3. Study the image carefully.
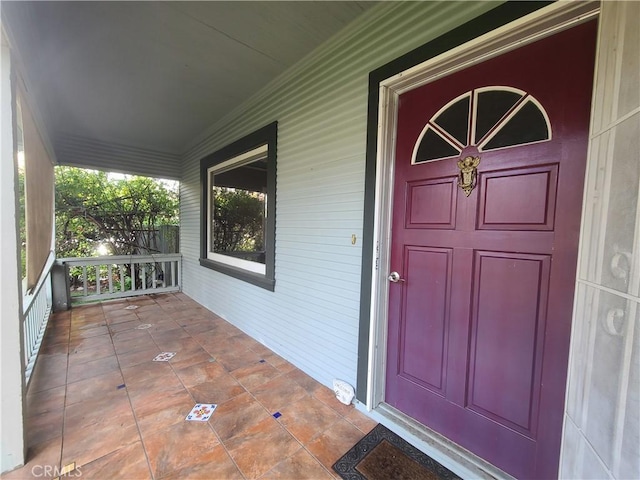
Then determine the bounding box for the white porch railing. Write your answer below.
[23,252,55,385]
[58,254,182,304]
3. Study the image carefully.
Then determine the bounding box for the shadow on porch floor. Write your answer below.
[3,293,376,479]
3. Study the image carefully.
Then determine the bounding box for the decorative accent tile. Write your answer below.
[136,324,153,330]
[153,352,177,362]
[124,305,139,310]
[185,403,217,422]
[52,461,78,480]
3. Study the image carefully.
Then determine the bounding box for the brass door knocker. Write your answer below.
[457,156,480,196]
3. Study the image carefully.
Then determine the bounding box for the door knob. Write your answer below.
[388,271,405,283]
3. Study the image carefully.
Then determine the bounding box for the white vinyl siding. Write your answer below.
[179,1,501,389]
[56,134,181,180]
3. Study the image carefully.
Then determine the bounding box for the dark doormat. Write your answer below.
[332,424,461,480]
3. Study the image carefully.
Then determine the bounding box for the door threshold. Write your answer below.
[357,402,515,480]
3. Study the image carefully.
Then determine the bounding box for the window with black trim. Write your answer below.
[200,122,277,290]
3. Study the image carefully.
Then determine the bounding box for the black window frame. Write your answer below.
[200,122,277,291]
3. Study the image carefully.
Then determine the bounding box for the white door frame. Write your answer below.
[365,0,599,418]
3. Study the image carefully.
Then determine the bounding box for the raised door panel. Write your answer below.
[467,251,550,436]
[478,164,558,230]
[406,178,458,229]
[398,246,453,394]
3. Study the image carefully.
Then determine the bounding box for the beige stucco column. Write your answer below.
[561,1,640,478]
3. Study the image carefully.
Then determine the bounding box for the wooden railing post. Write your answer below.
[51,262,70,312]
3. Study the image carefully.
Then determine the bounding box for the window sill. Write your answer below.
[199,258,275,291]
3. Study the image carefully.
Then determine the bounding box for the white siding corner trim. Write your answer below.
[0,35,27,474]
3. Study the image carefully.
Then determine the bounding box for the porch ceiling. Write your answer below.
[3,1,374,156]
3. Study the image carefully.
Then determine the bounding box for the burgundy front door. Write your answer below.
[385,22,597,479]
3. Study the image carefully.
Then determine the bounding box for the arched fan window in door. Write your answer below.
[412,87,551,164]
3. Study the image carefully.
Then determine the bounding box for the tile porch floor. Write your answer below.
[3,293,377,479]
